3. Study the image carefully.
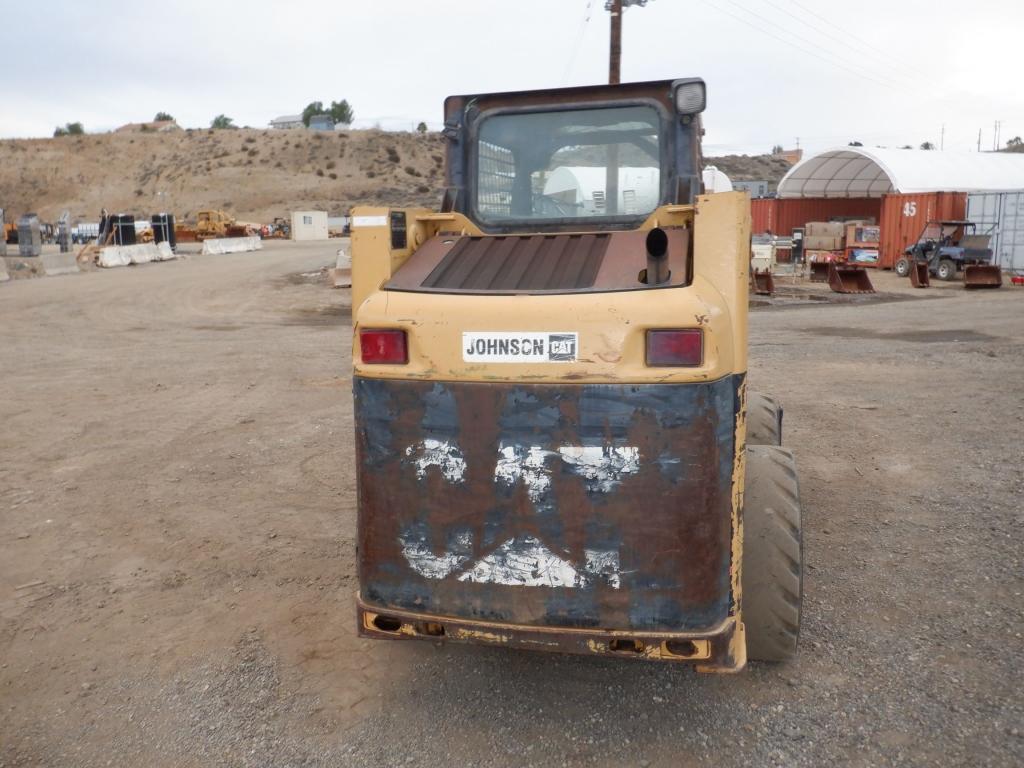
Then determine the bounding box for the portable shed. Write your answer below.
[291,210,329,241]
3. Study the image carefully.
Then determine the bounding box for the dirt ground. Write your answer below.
[1,243,1022,767]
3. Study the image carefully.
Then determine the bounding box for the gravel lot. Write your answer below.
[1,242,1021,767]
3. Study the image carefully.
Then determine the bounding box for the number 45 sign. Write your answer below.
[902,201,918,217]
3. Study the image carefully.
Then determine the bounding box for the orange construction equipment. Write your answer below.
[828,263,875,294]
[751,268,775,296]
[963,264,1002,289]
[174,225,198,243]
[910,261,931,288]
[809,261,830,282]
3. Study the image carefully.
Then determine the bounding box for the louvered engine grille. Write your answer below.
[420,233,610,292]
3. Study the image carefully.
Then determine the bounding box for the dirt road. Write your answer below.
[2,245,1022,766]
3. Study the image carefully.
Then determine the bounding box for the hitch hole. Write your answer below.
[664,640,698,658]
[609,638,645,654]
[372,615,403,633]
[417,622,445,637]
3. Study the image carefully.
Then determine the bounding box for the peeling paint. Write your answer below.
[584,548,623,588]
[449,535,623,589]
[559,446,640,492]
[452,629,510,644]
[399,528,473,579]
[494,445,555,502]
[458,535,582,587]
[404,438,467,483]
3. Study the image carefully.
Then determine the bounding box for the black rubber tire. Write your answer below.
[938,258,957,281]
[894,257,911,277]
[743,445,803,662]
[746,392,783,446]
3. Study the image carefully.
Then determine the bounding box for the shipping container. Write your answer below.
[751,198,881,236]
[877,192,966,269]
[967,190,1024,274]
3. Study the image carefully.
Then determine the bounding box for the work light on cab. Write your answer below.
[646,329,702,366]
[359,329,408,364]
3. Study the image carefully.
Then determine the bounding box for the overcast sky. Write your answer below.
[2,0,1021,155]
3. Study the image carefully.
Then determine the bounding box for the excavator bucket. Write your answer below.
[910,261,930,288]
[963,264,1002,289]
[809,261,830,282]
[828,263,875,294]
[751,268,775,296]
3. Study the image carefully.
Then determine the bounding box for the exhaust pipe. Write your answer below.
[645,227,670,285]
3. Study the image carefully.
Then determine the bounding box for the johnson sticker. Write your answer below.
[462,332,578,363]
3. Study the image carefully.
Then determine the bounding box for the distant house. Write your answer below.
[308,114,335,132]
[115,120,180,134]
[775,148,804,166]
[269,114,303,130]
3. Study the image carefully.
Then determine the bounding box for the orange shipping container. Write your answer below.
[878,192,967,269]
[751,198,881,236]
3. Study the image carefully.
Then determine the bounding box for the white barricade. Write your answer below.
[201,236,262,255]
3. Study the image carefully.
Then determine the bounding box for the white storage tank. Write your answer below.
[702,165,733,194]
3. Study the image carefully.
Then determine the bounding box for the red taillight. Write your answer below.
[646,329,702,367]
[359,329,408,364]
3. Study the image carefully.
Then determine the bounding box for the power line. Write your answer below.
[716,0,918,92]
[561,0,594,85]
[699,0,910,93]
[787,0,932,78]
[757,0,931,83]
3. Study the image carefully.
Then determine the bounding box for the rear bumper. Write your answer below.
[357,595,746,672]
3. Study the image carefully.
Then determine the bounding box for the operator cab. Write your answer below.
[441,79,706,232]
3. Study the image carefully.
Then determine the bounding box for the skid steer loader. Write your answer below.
[350,79,803,672]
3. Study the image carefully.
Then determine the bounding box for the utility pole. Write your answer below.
[608,0,622,85]
[940,123,945,151]
[977,128,982,152]
[604,0,649,214]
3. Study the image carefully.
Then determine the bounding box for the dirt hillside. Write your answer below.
[0,129,788,224]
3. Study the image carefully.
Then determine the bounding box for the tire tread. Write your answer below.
[743,445,803,662]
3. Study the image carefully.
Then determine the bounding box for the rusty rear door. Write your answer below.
[355,375,739,633]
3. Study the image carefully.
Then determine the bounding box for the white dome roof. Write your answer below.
[778,147,1024,198]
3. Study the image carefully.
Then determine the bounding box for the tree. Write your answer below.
[848,140,863,146]
[900,145,913,149]
[416,121,428,134]
[1007,136,1023,148]
[154,111,174,122]
[920,141,936,150]
[302,99,354,127]
[301,101,324,127]
[210,114,235,129]
[54,122,83,137]
[771,144,784,154]
[329,100,353,126]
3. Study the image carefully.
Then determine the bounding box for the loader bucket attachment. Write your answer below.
[751,268,775,296]
[910,261,931,288]
[963,264,1002,289]
[828,263,875,294]
[809,261,830,282]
